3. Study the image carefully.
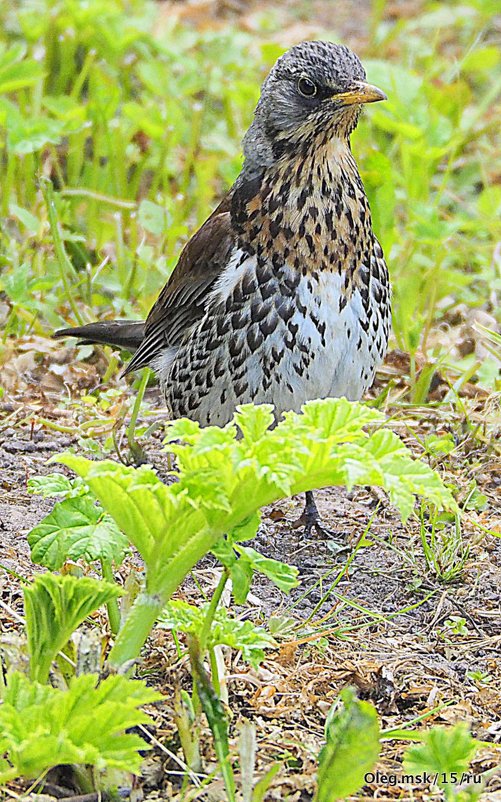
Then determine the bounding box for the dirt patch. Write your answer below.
[1,347,500,798]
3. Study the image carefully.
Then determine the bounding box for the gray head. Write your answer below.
[242,41,386,174]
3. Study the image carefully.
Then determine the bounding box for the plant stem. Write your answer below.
[209,647,221,698]
[41,177,85,326]
[60,187,137,208]
[107,592,163,669]
[127,368,149,453]
[198,568,228,655]
[191,569,229,718]
[100,558,121,635]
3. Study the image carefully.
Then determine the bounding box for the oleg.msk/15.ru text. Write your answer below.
[364,771,481,786]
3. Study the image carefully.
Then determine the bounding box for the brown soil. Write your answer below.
[1,337,500,800]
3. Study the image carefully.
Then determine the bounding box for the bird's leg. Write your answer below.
[293,490,332,537]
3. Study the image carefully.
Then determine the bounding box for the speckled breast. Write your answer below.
[165,244,390,427]
[165,137,391,426]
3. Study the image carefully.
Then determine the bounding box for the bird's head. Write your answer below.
[243,41,386,171]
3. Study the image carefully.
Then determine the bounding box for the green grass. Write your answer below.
[0,0,500,394]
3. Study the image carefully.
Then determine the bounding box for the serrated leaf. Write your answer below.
[27,473,84,499]
[57,399,457,669]
[403,723,478,783]
[27,496,129,570]
[56,455,173,563]
[158,600,275,668]
[234,403,275,443]
[0,671,161,783]
[315,687,380,801]
[24,574,122,682]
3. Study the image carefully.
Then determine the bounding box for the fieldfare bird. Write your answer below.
[55,41,391,535]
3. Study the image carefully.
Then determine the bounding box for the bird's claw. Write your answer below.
[292,491,334,538]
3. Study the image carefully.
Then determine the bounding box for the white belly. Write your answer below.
[163,256,388,425]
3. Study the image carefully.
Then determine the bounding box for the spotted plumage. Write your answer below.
[55,41,391,529]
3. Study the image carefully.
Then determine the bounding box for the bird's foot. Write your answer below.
[292,491,333,538]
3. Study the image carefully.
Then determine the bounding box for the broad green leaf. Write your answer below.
[8,116,66,154]
[27,496,129,570]
[363,60,423,107]
[27,473,83,499]
[42,94,87,123]
[234,403,275,443]
[24,574,122,682]
[57,455,173,561]
[285,396,383,437]
[0,58,44,93]
[8,203,40,234]
[403,724,478,783]
[462,45,500,73]
[57,399,456,668]
[0,43,27,67]
[229,511,261,542]
[2,260,31,305]
[0,671,161,783]
[315,687,380,801]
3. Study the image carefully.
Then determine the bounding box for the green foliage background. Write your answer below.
[0,0,500,386]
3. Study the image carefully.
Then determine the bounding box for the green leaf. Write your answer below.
[236,546,298,593]
[56,456,175,563]
[0,56,44,93]
[2,260,31,305]
[462,45,500,73]
[27,496,129,570]
[363,60,423,107]
[234,403,275,443]
[138,199,171,236]
[211,538,254,604]
[158,600,275,668]
[8,202,41,234]
[229,511,261,542]
[403,723,478,785]
[57,399,456,669]
[315,687,380,801]
[24,574,122,682]
[0,671,161,783]
[27,473,84,499]
[8,115,66,154]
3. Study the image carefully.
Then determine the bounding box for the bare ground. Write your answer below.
[1,333,500,800]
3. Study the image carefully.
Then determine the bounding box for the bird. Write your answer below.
[54,40,391,536]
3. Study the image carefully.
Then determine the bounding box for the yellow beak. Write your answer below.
[334,82,387,106]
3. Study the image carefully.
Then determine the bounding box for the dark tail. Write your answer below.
[53,320,145,353]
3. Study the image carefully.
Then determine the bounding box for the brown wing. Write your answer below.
[125,193,235,374]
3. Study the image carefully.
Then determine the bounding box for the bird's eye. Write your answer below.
[297,76,317,97]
